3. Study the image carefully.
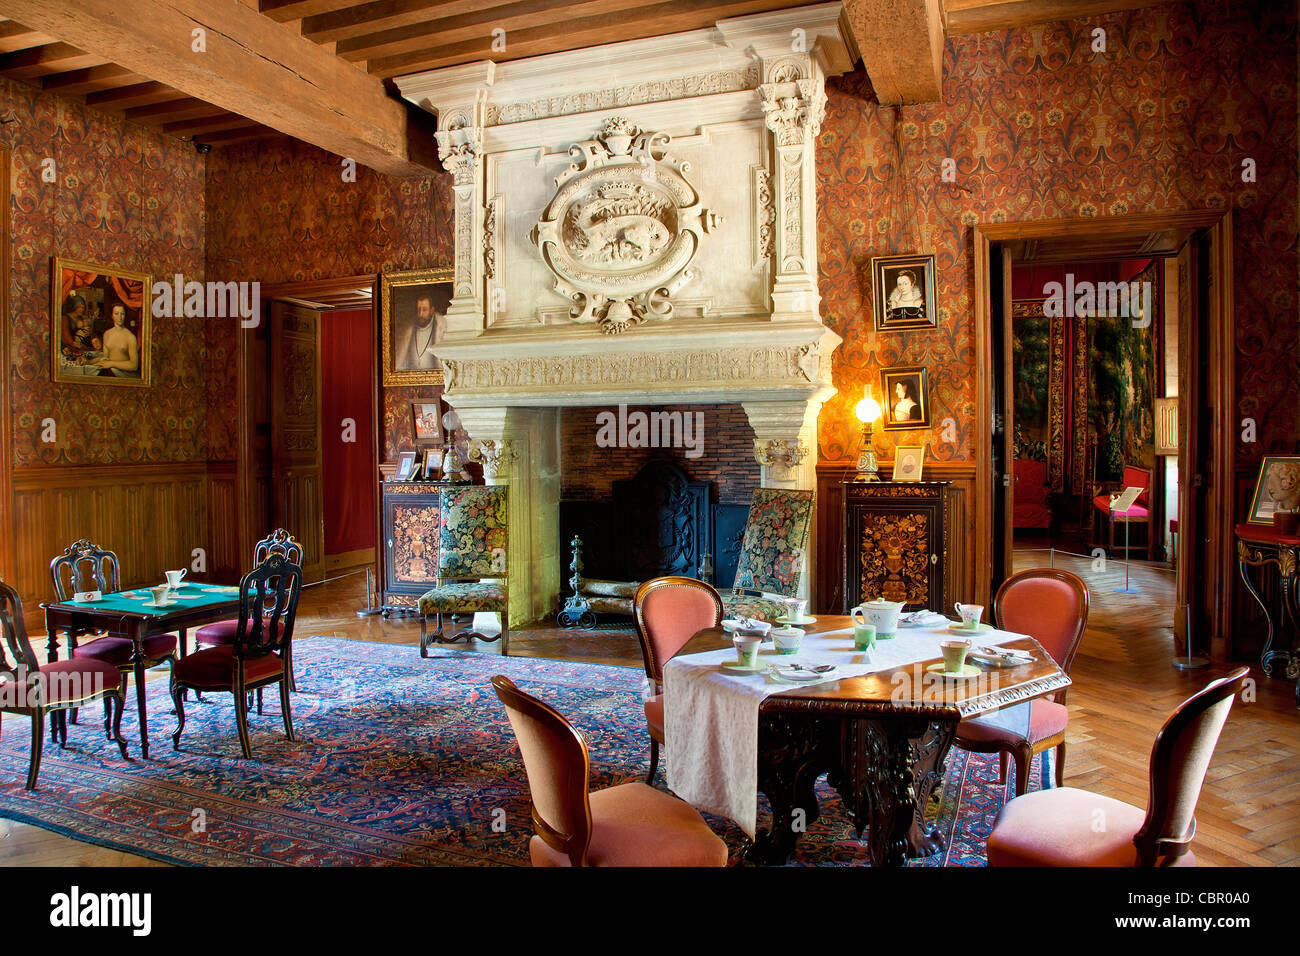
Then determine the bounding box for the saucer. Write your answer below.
[719,660,767,673]
[925,662,983,679]
[775,616,817,626]
[948,621,992,634]
[770,663,837,683]
[142,600,176,608]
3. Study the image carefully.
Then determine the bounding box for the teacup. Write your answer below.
[771,626,804,655]
[782,597,809,623]
[940,639,971,673]
[165,568,187,588]
[954,603,985,629]
[854,623,877,651]
[150,585,170,606]
[733,635,762,667]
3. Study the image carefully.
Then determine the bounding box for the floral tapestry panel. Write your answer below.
[438,486,509,579]
[733,488,814,596]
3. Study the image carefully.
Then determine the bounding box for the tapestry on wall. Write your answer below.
[1010,300,1069,493]
[1086,262,1159,484]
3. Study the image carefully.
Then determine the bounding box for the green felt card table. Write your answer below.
[42,585,242,759]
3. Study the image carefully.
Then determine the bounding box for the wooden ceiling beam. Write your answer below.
[0,0,432,176]
[842,0,943,104]
[364,0,827,76]
[163,113,262,136]
[258,0,363,22]
[42,62,142,94]
[305,0,518,46]
[941,0,1174,36]
[195,123,277,144]
[85,81,190,110]
[0,41,109,79]
[125,97,228,124]
[0,20,51,53]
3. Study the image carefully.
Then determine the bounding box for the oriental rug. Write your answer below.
[0,637,1049,866]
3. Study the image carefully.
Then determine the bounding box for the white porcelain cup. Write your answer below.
[954,603,985,629]
[783,597,809,623]
[150,585,170,606]
[165,569,187,588]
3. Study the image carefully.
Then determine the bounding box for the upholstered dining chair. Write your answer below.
[951,568,1089,795]
[0,580,128,789]
[491,675,728,867]
[987,667,1249,866]
[194,528,304,708]
[419,485,509,657]
[170,554,302,759]
[49,538,178,737]
[633,576,724,783]
[719,488,815,623]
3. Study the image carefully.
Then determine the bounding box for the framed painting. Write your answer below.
[51,258,152,387]
[892,445,925,481]
[423,447,441,480]
[880,364,930,431]
[412,399,444,447]
[871,253,936,332]
[381,268,452,386]
[1246,456,1300,524]
[394,451,417,482]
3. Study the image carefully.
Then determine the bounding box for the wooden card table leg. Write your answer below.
[904,720,957,857]
[130,620,150,759]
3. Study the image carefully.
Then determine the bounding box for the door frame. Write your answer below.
[974,210,1235,658]
[237,274,379,578]
[0,146,12,582]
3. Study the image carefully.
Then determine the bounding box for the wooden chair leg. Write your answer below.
[645,737,660,784]
[1055,739,1066,788]
[103,697,112,738]
[256,688,263,715]
[1012,743,1032,797]
[279,677,295,743]
[26,711,45,790]
[234,686,253,759]
[171,679,187,750]
[500,610,509,657]
[56,710,68,748]
[110,692,128,759]
[998,750,1009,785]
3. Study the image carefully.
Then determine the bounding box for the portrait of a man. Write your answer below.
[51,258,151,387]
[382,269,453,385]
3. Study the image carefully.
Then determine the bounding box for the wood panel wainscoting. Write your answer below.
[7,461,242,631]
[815,460,977,615]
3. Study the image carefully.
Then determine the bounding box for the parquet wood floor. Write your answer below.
[2,555,1296,867]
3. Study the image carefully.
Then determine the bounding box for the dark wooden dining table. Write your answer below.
[42,586,242,759]
[678,614,1071,867]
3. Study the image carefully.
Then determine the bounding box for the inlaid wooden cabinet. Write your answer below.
[842,481,965,614]
[379,481,441,614]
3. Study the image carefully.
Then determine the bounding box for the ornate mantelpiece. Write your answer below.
[394,4,854,623]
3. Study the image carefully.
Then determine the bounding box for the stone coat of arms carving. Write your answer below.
[530,116,719,334]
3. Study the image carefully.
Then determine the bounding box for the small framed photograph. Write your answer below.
[423,448,441,480]
[892,446,925,481]
[381,268,453,386]
[1246,456,1300,524]
[871,253,936,332]
[52,257,152,387]
[394,451,417,481]
[880,365,930,431]
[412,400,444,447]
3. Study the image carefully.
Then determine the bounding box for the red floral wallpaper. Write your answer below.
[816,1,1297,471]
[2,77,207,466]
[204,137,455,461]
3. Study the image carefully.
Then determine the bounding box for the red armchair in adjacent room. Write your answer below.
[1012,458,1052,532]
[1092,465,1154,559]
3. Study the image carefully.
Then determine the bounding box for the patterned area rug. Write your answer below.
[0,638,1049,866]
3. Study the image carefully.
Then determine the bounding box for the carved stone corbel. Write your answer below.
[753,438,809,483]
[469,438,519,481]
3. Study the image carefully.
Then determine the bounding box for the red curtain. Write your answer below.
[322,309,376,556]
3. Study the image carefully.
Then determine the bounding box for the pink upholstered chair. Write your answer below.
[952,568,1089,795]
[491,675,728,867]
[987,667,1248,866]
[633,576,724,784]
[1091,464,1154,559]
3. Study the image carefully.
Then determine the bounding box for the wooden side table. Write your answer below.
[1235,523,1300,703]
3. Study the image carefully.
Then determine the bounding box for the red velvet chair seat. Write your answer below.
[7,658,123,707]
[953,700,1067,747]
[644,695,664,740]
[528,782,728,867]
[987,787,1196,867]
[195,619,245,645]
[172,645,283,689]
[72,633,177,666]
[1092,495,1149,519]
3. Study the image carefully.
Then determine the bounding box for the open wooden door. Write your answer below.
[991,244,1016,594]
[269,301,325,583]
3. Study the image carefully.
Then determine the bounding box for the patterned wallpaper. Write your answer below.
[815,1,1298,469]
[2,76,207,466]
[204,137,455,462]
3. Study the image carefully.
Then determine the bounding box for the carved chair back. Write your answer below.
[0,580,39,681]
[50,539,121,601]
[233,554,302,660]
[254,528,304,567]
[491,675,593,867]
[1134,667,1248,866]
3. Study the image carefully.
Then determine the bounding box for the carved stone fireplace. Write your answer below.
[396,3,854,624]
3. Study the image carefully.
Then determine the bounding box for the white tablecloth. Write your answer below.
[663,622,1032,838]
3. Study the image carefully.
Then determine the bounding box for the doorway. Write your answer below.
[974,211,1235,662]
[237,276,379,585]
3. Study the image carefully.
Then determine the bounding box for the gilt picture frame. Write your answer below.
[51,257,152,387]
[1246,456,1300,525]
[381,268,453,386]
[892,445,925,482]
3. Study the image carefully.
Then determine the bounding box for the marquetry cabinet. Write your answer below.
[842,481,965,614]
[379,481,442,615]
